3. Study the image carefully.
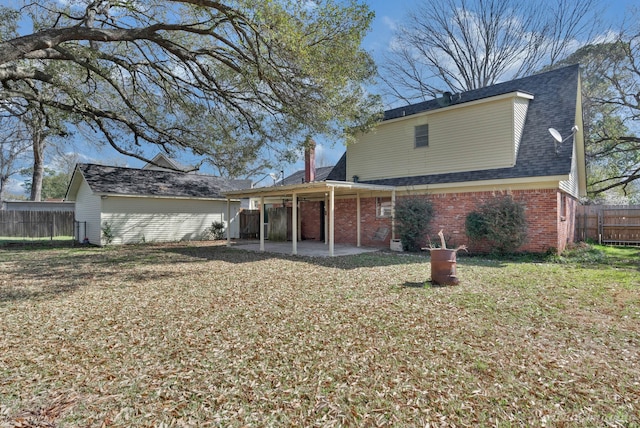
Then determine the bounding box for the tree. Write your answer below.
[381,0,601,103]
[545,37,640,200]
[584,32,640,199]
[23,168,72,200]
[0,117,31,202]
[0,97,70,201]
[21,151,79,200]
[0,1,381,176]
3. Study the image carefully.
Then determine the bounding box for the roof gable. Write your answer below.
[142,153,192,172]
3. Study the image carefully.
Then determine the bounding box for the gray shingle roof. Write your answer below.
[278,165,337,185]
[77,164,252,199]
[348,65,581,187]
[326,152,347,181]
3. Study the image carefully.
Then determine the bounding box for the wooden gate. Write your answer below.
[239,209,260,239]
[576,205,640,245]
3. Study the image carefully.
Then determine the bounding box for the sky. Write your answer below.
[3,0,639,196]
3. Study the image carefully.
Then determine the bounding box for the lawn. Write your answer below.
[0,242,638,427]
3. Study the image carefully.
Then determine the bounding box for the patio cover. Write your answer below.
[224,180,397,256]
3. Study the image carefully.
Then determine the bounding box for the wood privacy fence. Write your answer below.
[576,205,640,245]
[0,210,75,239]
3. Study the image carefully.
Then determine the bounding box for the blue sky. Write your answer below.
[4,0,639,194]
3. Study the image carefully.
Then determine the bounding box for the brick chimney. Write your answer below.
[304,139,316,183]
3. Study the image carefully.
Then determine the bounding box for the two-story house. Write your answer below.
[225,65,586,255]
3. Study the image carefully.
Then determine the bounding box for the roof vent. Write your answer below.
[437,91,452,107]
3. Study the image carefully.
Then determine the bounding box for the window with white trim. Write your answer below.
[415,124,429,148]
[376,197,392,218]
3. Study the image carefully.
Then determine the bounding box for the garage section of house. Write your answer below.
[65,163,249,245]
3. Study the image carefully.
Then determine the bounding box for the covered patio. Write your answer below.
[224,181,397,257]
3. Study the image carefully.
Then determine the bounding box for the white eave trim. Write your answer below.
[394,174,570,193]
[224,180,396,198]
[384,91,535,124]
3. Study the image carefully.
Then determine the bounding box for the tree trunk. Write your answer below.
[0,175,6,202]
[30,129,46,201]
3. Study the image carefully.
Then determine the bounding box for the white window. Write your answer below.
[415,124,429,148]
[376,197,392,218]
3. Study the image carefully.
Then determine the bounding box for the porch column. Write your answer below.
[292,192,298,255]
[356,192,361,247]
[391,189,396,240]
[226,197,231,246]
[259,196,265,252]
[329,186,335,256]
[324,193,328,245]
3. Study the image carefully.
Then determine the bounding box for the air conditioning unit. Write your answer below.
[390,239,403,252]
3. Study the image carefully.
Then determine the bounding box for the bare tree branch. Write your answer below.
[381,0,601,102]
[0,0,381,178]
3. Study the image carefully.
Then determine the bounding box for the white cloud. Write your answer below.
[382,16,398,32]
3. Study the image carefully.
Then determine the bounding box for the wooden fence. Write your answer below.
[239,209,261,239]
[0,210,75,239]
[576,205,640,245]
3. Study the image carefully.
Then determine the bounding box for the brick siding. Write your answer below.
[296,189,578,254]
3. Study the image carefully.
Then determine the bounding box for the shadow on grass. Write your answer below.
[0,245,193,304]
[3,241,638,304]
[402,281,427,288]
[0,240,76,250]
[163,244,430,270]
[402,280,463,289]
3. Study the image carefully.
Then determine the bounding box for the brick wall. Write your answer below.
[300,201,322,241]
[299,188,577,254]
[557,192,578,252]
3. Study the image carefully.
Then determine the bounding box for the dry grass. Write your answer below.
[1,242,639,427]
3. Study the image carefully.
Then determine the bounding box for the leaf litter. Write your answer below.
[0,242,639,426]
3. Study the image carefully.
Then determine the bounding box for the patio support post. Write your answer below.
[324,193,328,245]
[391,189,396,240]
[260,196,265,252]
[329,186,335,257]
[292,192,298,255]
[226,197,231,246]
[356,192,361,247]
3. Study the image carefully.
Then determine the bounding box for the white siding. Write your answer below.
[348,94,532,181]
[74,180,102,244]
[101,197,240,245]
[560,143,580,198]
[513,98,529,160]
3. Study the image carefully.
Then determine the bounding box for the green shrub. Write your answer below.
[101,221,115,244]
[395,196,434,252]
[464,211,487,241]
[465,194,527,254]
[206,221,226,240]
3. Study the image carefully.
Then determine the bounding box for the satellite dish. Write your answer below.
[548,128,562,143]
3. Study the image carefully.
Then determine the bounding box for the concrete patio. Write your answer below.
[228,239,383,257]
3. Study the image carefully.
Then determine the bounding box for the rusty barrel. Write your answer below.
[430,248,459,286]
